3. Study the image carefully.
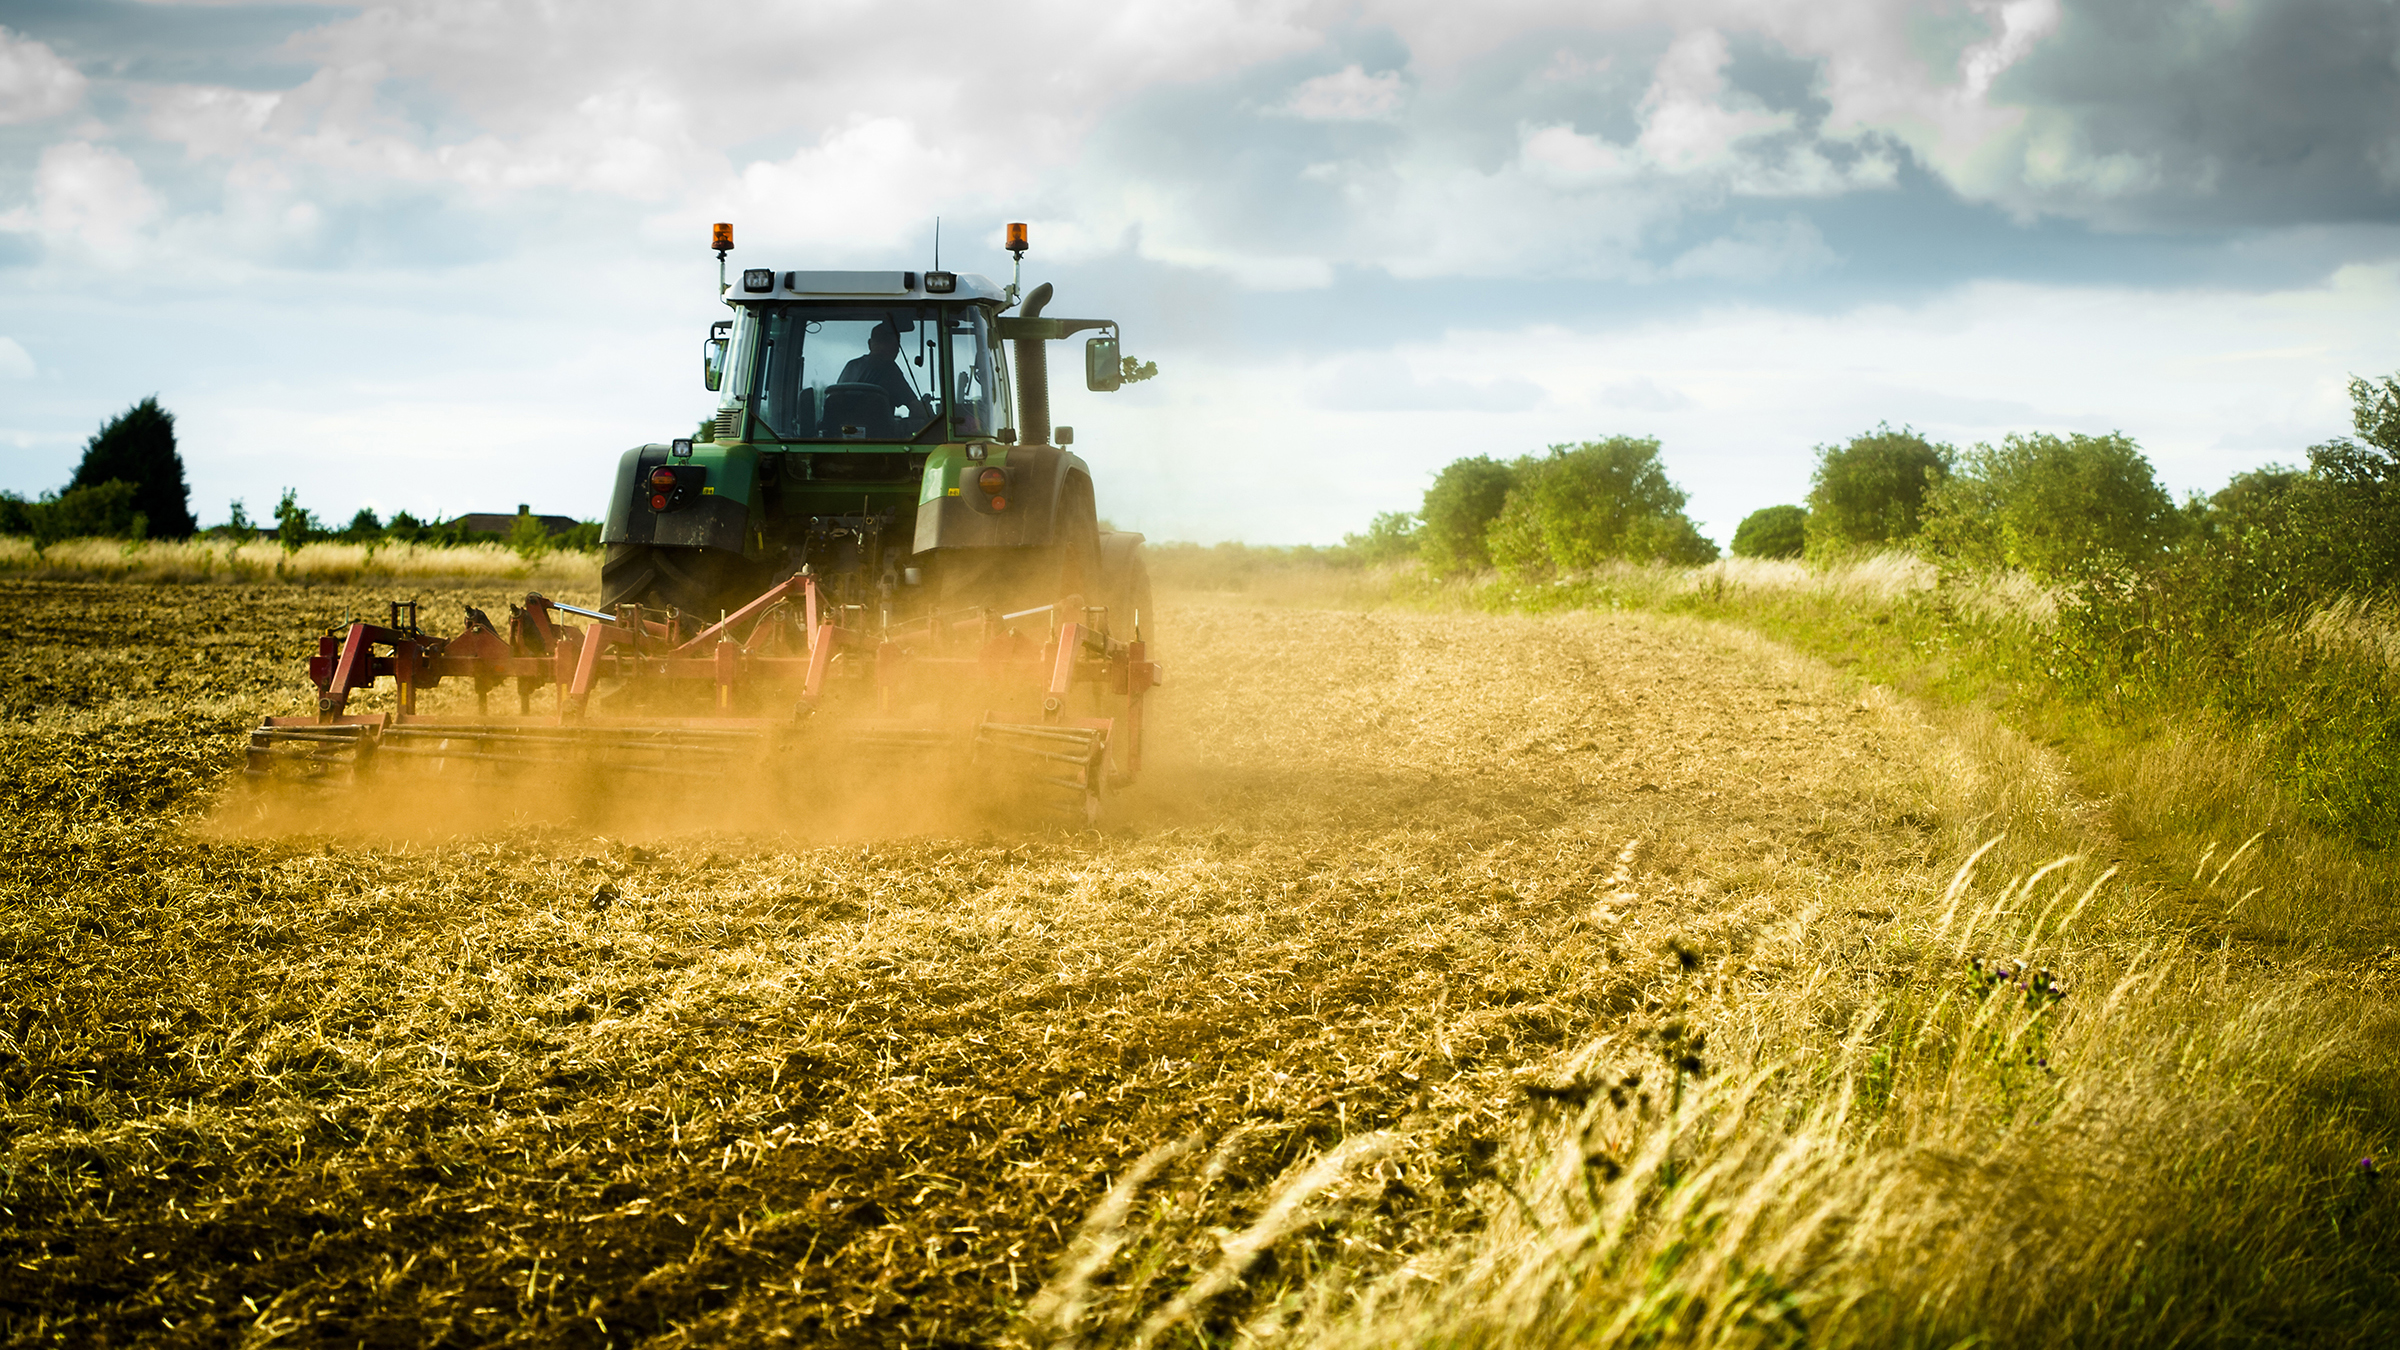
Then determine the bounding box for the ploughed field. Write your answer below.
[0,577,1960,1347]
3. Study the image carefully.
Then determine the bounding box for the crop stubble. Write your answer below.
[0,578,1965,1346]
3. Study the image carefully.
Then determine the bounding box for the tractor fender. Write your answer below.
[602,444,756,555]
[912,444,1092,553]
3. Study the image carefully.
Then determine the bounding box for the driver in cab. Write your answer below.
[839,320,933,421]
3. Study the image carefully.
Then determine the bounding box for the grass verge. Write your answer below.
[1109,553,2400,1347]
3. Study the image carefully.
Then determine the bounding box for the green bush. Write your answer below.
[1922,432,2176,579]
[2043,376,2400,846]
[1417,457,1515,577]
[1804,425,1952,558]
[1340,511,1419,565]
[1486,438,1717,576]
[0,480,147,551]
[1731,505,1808,559]
[555,520,604,552]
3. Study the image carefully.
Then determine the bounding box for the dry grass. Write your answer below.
[0,537,600,586]
[2303,594,2400,670]
[0,571,2390,1346]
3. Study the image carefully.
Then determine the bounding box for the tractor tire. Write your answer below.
[599,543,755,619]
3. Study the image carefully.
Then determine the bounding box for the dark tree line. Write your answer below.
[3,399,601,554]
[0,397,196,545]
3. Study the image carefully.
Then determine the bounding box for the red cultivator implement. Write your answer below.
[246,576,1162,821]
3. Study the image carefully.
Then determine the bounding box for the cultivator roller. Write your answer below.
[246,577,1161,821]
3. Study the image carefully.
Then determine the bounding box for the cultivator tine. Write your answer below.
[250,574,1164,822]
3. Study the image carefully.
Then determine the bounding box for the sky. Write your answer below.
[1,0,2396,547]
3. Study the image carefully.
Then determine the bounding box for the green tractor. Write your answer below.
[246,222,1163,821]
[597,222,1150,642]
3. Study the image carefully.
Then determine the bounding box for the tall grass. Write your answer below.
[1287,840,2400,1346]
[0,535,600,585]
[1018,547,2400,1346]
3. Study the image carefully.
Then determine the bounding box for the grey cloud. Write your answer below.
[1719,31,1829,131]
[1994,0,2400,227]
[3,1,341,90]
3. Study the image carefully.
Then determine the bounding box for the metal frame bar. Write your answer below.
[270,583,1168,797]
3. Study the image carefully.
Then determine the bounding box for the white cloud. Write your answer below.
[1635,28,1789,174]
[0,142,162,256]
[141,85,281,157]
[0,27,84,125]
[0,337,33,380]
[1285,65,1406,121]
[2,0,2395,536]
[674,116,992,262]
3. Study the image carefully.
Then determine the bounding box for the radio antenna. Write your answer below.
[933,216,941,271]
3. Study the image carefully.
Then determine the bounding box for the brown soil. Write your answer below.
[0,580,1959,1346]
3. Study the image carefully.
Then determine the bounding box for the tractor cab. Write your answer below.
[705,270,1016,446]
[598,226,1139,628]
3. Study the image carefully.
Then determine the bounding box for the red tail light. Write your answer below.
[648,467,677,489]
[976,468,1006,495]
[650,493,668,510]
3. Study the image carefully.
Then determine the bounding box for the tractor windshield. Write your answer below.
[738,303,1006,443]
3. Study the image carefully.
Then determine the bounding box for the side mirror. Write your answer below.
[1085,335,1122,392]
[703,320,731,392]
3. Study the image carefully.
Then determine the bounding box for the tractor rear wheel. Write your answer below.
[941,476,1105,620]
[599,543,756,620]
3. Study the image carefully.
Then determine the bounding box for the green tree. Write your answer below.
[2207,375,2400,604]
[1417,456,1515,576]
[507,507,551,561]
[1731,504,1808,559]
[1921,432,2175,578]
[1804,425,1952,558]
[274,488,316,554]
[341,508,383,541]
[384,510,438,544]
[70,397,195,538]
[2349,371,2400,453]
[1487,437,1716,576]
[1340,511,1419,565]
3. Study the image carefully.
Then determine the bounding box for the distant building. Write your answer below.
[449,504,582,538]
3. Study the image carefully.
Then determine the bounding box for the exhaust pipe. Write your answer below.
[1015,281,1052,447]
